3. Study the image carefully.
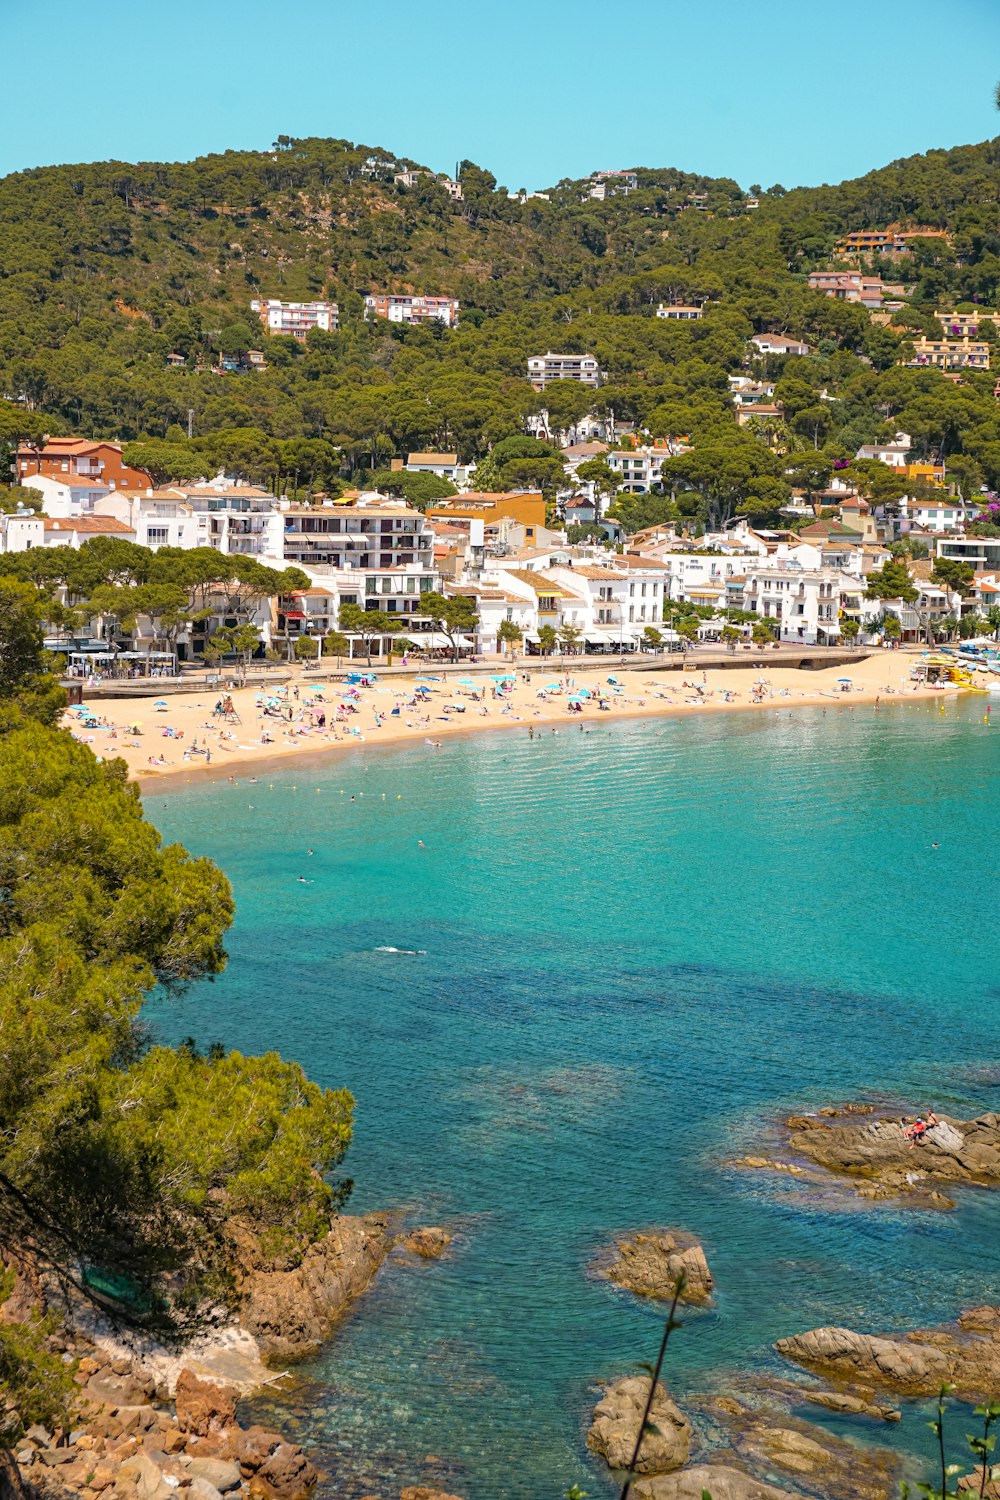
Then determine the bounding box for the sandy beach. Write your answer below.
[59,650,975,790]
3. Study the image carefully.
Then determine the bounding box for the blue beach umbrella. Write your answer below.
[153,700,168,708]
[456,678,477,687]
[545,682,562,691]
[575,686,592,698]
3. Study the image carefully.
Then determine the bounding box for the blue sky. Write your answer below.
[5,0,1000,190]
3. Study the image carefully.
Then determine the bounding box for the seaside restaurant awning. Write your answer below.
[411,631,475,651]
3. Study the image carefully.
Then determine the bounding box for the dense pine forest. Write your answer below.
[4,134,1000,509]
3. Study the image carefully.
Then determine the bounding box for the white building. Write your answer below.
[527,352,601,388]
[96,479,284,559]
[364,294,459,327]
[751,333,812,357]
[19,473,113,518]
[0,509,44,553]
[37,516,137,551]
[250,299,339,338]
[405,452,470,483]
[855,432,911,468]
[607,447,677,494]
[650,551,764,604]
[742,564,844,644]
[657,304,703,320]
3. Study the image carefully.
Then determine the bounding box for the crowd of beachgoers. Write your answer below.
[59,651,959,785]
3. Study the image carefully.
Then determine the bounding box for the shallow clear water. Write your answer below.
[146,699,1000,1498]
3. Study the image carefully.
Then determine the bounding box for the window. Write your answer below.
[146,526,169,546]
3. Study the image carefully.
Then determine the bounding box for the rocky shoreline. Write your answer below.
[6,1213,459,1500]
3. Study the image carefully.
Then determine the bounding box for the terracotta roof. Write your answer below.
[562,441,609,459]
[42,516,134,534]
[606,553,668,570]
[407,452,458,465]
[501,569,578,598]
[568,566,628,580]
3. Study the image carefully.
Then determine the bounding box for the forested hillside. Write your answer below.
[4,133,1000,505]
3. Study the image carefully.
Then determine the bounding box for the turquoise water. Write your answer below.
[147,700,1000,1498]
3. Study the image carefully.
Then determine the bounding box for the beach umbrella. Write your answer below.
[545,682,562,690]
[153,700,168,709]
[456,677,477,687]
[575,686,592,697]
[837,677,853,683]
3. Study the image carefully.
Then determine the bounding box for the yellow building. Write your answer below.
[427,491,546,538]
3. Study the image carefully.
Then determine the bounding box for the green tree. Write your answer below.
[721,625,741,651]
[931,557,975,596]
[575,458,622,503]
[537,624,558,656]
[865,559,919,603]
[751,619,778,645]
[368,469,458,510]
[0,579,66,726]
[323,630,350,663]
[986,604,1000,640]
[415,591,478,662]
[209,623,261,680]
[642,625,664,652]
[840,617,861,641]
[294,634,321,661]
[338,602,398,665]
[559,623,582,654]
[497,620,523,658]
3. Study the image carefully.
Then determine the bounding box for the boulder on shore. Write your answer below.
[587,1375,691,1475]
[174,1368,237,1436]
[232,1212,396,1362]
[603,1231,713,1305]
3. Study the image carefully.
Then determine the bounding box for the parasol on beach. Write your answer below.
[456,678,477,687]
[153,700,168,710]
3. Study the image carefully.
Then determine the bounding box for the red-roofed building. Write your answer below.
[17,438,151,490]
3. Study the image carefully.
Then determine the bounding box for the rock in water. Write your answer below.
[604,1231,713,1304]
[400,1227,453,1259]
[632,1466,807,1499]
[775,1325,952,1393]
[587,1375,691,1474]
[782,1109,1000,1204]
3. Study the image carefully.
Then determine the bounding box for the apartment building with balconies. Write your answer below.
[742,564,845,643]
[95,480,284,557]
[250,299,339,338]
[527,352,601,388]
[907,336,990,371]
[364,294,459,327]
